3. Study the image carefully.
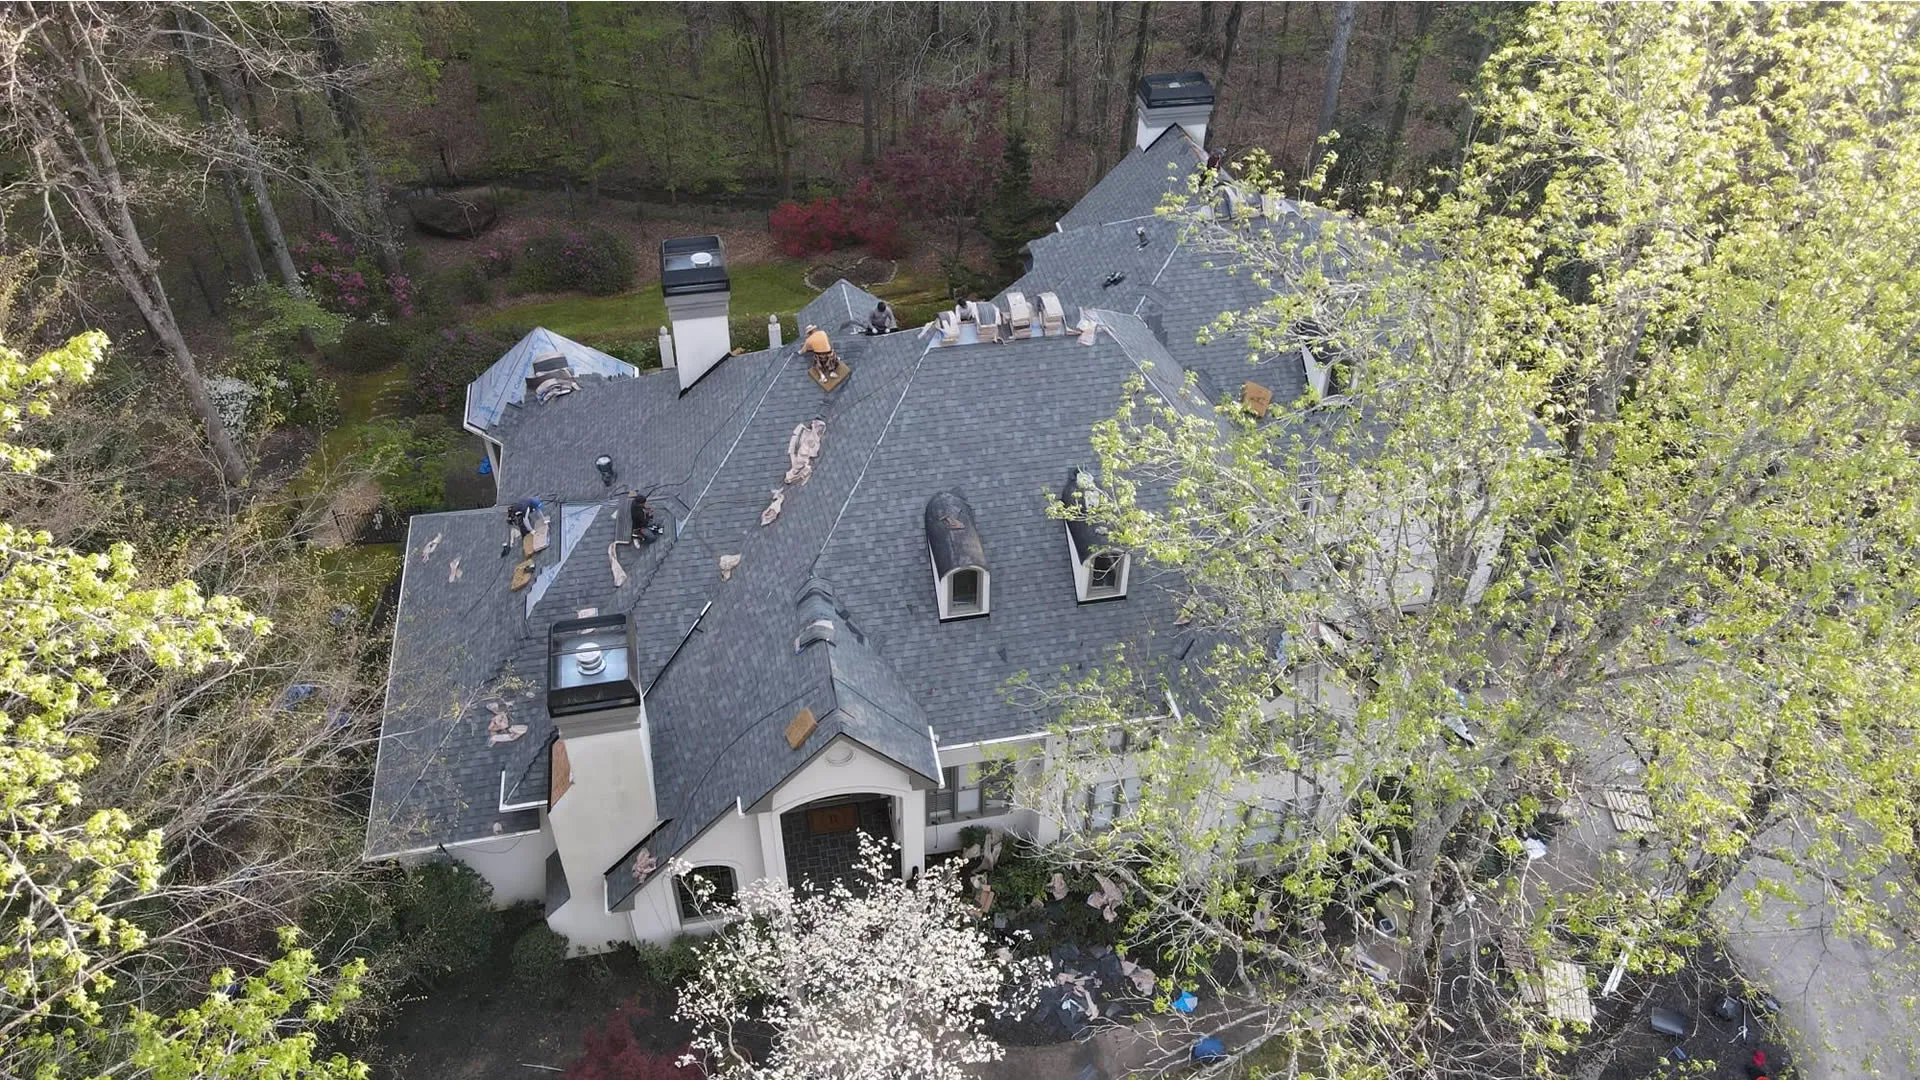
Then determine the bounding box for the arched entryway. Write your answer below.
[779,794,897,887]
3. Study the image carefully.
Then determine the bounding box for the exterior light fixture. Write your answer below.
[595,454,616,486]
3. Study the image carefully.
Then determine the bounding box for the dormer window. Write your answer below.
[1062,469,1130,603]
[925,492,990,621]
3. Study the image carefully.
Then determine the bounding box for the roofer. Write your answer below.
[802,324,839,382]
[501,496,544,557]
[868,299,897,334]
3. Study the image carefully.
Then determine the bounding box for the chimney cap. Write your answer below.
[546,614,639,717]
[1137,71,1215,109]
[661,235,729,296]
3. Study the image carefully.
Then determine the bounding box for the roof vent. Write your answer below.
[925,492,990,621]
[1005,292,1034,338]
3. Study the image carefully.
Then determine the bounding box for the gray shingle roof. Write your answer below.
[371,127,1347,861]
[1055,125,1206,231]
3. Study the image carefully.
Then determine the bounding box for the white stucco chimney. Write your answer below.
[1135,71,1215,152]
[541,614,659,949]
[661,235,730,391]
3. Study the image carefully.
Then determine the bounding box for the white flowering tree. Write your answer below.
[672,835,1049,1080]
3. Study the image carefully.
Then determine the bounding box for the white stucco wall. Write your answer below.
[547,712,661,951]
[767,735,928,878]
[444,829,550,906]
[625,803,767,944]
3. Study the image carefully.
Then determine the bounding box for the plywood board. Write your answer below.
[1242,380,1273,417]
[550,739,573,804]
[810,358,850,392]
[784,706,817,748]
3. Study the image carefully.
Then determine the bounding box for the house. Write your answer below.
[364,72,1338,948]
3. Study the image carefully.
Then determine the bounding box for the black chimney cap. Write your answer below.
[546,614,640,717]
[660,235,729,297]
[1137,71,1215,108]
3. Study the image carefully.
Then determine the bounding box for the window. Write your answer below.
[1084,777,1142,833]
[948,568,982,612]
[927,762,1014,824]
[675,865,738,921]
[1088,552,1124,594]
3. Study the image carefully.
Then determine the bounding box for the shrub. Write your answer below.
[394,860,499,983]
[330,319,413,374]
[599,337,662,371]
[293,230,416,318]
[770,177,903,259]
[510,924,571,993]
[407,324,513,415]
[565,1001,689,1080]
[518,227,636,296]
[354,417,454,512]
[444,262,491,306]
[628,934,702,987]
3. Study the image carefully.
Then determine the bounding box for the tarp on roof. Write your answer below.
[465,328,638,433]
[526,501,604,616]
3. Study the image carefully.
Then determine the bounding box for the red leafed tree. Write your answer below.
[873,78,1005,284]
[565,1000,690,1080]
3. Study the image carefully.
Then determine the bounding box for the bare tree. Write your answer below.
[0,2,249,483]
[175,17,267,287]
[1117,1,1155,161]
[1309,0,1357,178]
[308,3,401,277]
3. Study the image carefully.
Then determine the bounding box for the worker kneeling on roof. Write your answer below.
[802,324,843,385]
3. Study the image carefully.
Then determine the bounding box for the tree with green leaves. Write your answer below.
[1034,4,1920,1076]
[983,128,1037,283]
[1,326,367,1080]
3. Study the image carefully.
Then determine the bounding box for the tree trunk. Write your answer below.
[1118,2,1155,161]
[1308,1,1358,178]
[308,4,401,279]
[1215,3,1245,145]
[1063,2,1080,137]
[1092,2,1117,176]
[860,49,876,163]
[1369,3,1397,110]
[201,44,302,292]
[1379,3,1438,186]
[47,83,248,483]
[1274,3,1290,90]
[1197,1,1214,53]
[174,20,265,288]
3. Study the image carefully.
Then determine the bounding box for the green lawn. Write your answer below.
[478,260,953,348]
[478,259,820,345]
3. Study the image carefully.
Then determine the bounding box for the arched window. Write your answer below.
[676,865,738,921]
[949,567,982,611]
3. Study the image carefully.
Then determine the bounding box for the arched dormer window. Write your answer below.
[925,492,990,620]
[1063,469,1130,603]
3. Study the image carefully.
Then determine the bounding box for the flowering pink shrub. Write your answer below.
[292,231,414,318]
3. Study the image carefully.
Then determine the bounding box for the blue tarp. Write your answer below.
[464,327,637,433]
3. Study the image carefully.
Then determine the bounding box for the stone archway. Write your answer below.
[779,793,896,888]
